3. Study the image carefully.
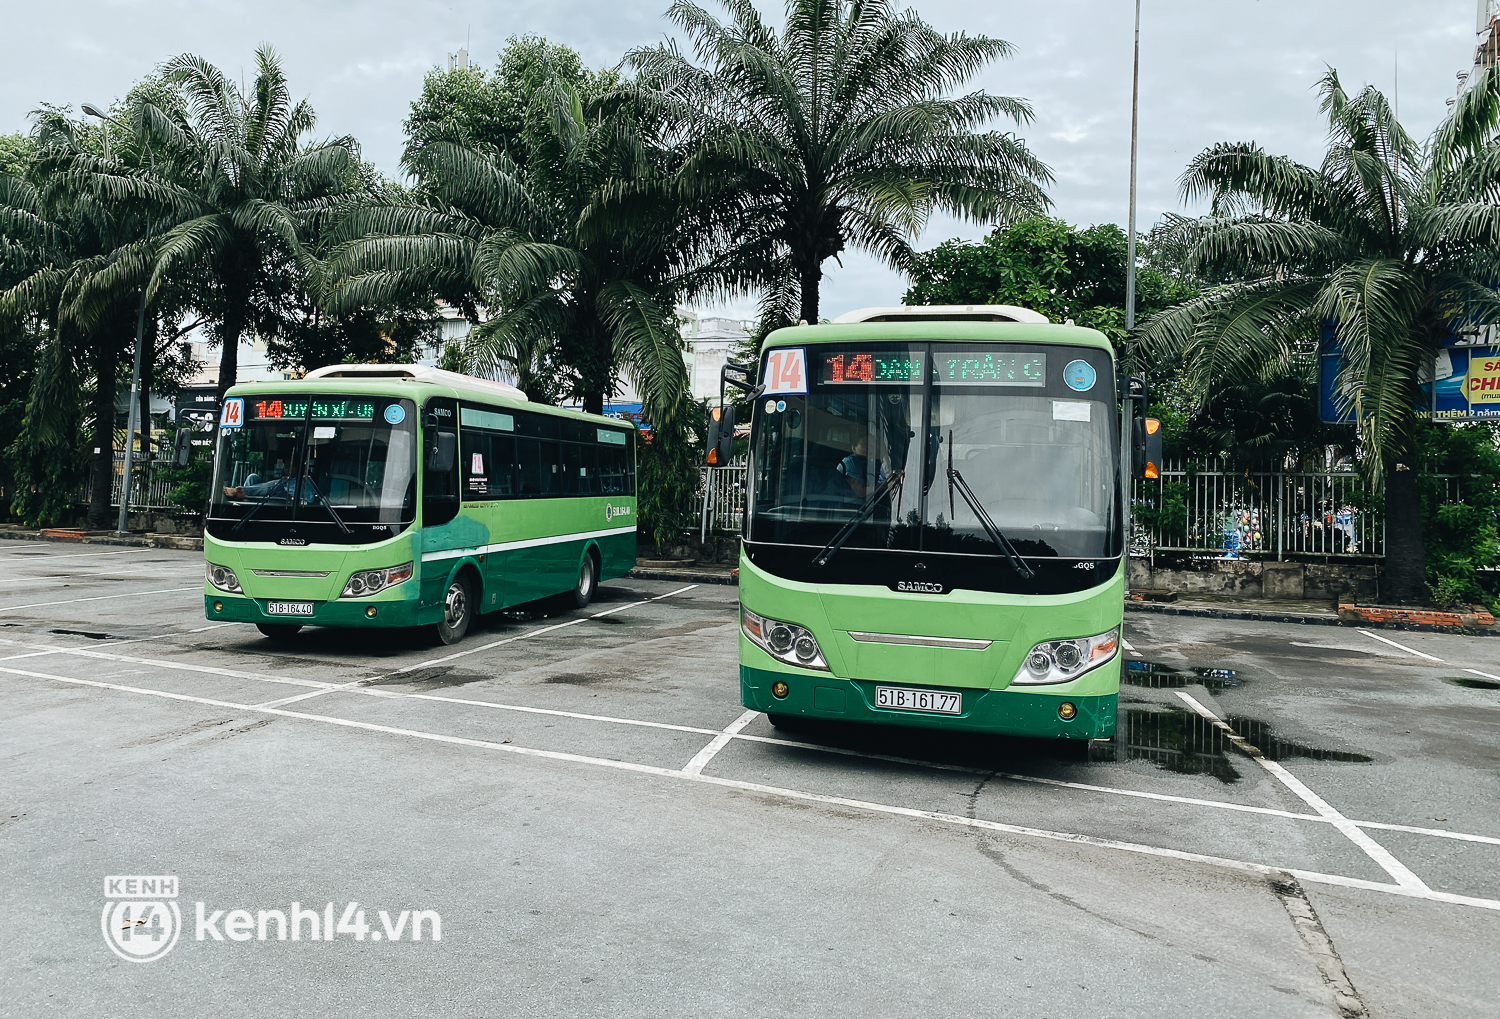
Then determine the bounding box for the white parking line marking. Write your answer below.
[0,587,202,613]
[390,585,699,675]
[728,733,1500,847]
[1465,668,1500,682]
[1122,638,1136,651]
[0,637,341,691]
[4,663,1497,913]
[1356,629,1444,662]
[0,547,159,559]
[1290,640,1398,656]
[681,709,760,775]
[1175,691,1429,891]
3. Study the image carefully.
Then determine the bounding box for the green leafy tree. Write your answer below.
[329,42,689,418]
[904,216,1197,345]
[627,0,1052,327]
[1133,67,1500,603]
[1418,423,1500,612]
[107,46,358,405]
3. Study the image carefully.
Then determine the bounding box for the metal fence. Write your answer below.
[81,458,180,511]
[700,457,747,541]
[1132,459,1470,559]
[701,454,1473,561]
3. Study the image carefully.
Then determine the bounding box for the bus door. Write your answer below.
[420,396,460,609]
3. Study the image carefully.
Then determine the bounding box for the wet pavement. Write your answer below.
[2,539,1498,1018]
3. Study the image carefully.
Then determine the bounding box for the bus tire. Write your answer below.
[765,713,798,730]
[436,573,474,645]
[256,623,303,640]
[570,550,599,609]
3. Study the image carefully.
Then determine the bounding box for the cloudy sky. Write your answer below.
[1,0,1487,319]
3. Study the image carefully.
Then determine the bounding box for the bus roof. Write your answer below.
[223,365,633,430]
[762,319,1115,356]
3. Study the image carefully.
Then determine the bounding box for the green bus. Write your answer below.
[718,307,1157,743]
[203,364,638,644]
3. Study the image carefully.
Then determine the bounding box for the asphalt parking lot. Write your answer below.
[3,538,1499,1018]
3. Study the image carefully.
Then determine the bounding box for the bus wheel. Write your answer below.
[256,623,303,641]
[765,713,797,731]
[570,552,599,609]
[436,574,473,645]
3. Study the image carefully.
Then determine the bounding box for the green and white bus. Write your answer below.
[717,307,1157,743]
[203,364,638,644]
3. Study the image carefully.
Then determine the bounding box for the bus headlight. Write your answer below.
[341,562,414,598]
[1011,627,1119,686]
[206,563,242,593]
[742,607,828,671]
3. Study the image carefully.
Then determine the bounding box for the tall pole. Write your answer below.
[1124,0,1141,335]
[116,289,147,535]
[1121,0,1142,593]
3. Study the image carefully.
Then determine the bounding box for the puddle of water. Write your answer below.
[1448,676,1500,691]
[1124,660,1241,691]
[50,629,112,640]
[1093,708,1371,782]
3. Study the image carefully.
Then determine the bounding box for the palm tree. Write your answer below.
[327,75,691,419]
[0,111,157,527]
[626,0,1052,326]
[96,47,356,405]
[1133,66,1500,604]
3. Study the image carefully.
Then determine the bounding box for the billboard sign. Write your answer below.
[1320,324,1500,423]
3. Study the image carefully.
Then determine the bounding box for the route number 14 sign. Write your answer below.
[762,348,807,395]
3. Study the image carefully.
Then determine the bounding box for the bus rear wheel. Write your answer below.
[256,623,303,641]
[436,574,473,645]
[570,552,599,609]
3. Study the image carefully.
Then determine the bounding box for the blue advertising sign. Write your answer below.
[1319,325,1500,423]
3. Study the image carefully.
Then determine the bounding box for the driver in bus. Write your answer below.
[222,464,320,504]
[835,435,887,499]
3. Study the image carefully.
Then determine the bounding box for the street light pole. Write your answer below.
[1124,0,1141,335]
[81,103,150,535]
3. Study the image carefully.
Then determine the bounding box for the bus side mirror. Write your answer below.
[173,427,193,467]
[426,431,456,473]
[1135,418,1163,479]
[706,403,735,466]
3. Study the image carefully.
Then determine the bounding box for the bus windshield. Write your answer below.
[748,343,1120,559]
[209,395,418,534]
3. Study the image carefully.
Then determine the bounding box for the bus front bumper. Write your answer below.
[204,593,425,628]
[740,664,1116,740]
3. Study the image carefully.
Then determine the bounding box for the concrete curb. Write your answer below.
[1125,598,1498,637]
[0,529,203,552]
[627,567,738,586]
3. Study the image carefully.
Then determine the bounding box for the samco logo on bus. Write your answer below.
[1468,356,1500,403]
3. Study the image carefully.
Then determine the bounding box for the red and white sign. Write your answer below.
[471,453,485,474]
[762,347,808,395]
[219,398,244,429]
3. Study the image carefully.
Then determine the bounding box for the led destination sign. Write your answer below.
[250,399,377,421]
[818,351,1047,387]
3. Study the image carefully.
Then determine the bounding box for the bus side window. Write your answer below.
[491,436,516,497]
[570,444,596,496]
[540,440,561,497]
[517,438,543,496]
[461,427,489,501]
[600,440,624,495]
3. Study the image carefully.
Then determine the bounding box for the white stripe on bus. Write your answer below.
[419,525,637,562]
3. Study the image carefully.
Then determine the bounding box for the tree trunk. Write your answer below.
[138,314,158,462]
[86,328,119,529]
[798,259,821,325]
[214,313,240,409]
[1382,462,1426,604]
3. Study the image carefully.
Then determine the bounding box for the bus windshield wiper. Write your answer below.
[298,476,351,535]
[231,484,289,532]
[947,467,1036,579]
[810,469,905,568]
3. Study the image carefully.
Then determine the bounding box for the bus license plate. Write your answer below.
[875,686,962,715]
[266,601,314,616]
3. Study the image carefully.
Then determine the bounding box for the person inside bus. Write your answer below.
[222,465,321,504]
[835,434,887,499]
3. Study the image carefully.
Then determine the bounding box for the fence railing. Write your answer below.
[689,456,1474,562]
[700,457,747,542]
[80,458,180,512]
